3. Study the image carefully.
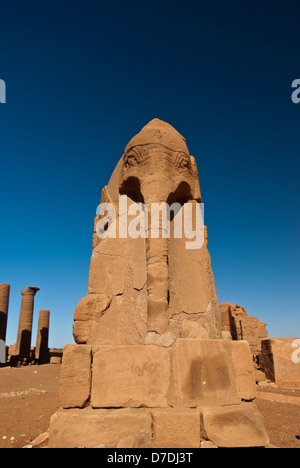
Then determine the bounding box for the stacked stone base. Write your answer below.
[49,339,269,448]
[50,404,268,449]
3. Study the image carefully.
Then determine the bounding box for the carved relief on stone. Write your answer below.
[73,119,221,347]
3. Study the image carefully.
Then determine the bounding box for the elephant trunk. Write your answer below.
[141,176,171,335]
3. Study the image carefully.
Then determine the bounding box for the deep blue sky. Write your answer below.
[0,1,299,348]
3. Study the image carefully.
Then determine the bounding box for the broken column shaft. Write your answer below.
[15,286,40,359]
[0,284,10,343]
[35,309,50,363]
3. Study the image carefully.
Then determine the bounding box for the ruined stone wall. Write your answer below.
[259,338,300,387]
[220,302,268,358]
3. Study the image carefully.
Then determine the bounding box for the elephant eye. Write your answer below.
[124,153,138,168]
[123,148,144,168]
[175,152,190,170]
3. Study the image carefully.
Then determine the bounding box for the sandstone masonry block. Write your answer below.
[168,339,240,407]
[151,408,200,448]
[49,408,152,448]
[231,341,256,400]
[201,402,269,447]
[59,344,92,408]
[260,338,300,386]
[91,345,170,408]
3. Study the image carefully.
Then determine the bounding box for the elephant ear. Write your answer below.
[92,156,124,250]
[107,156,124,209]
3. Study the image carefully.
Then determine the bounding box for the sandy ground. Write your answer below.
[0,364,299,448]
[0,364,60,448]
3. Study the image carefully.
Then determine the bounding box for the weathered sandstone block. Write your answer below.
[231,340,256,400]
[168,339,240,407]
[73,294,111,344]
[260,338,300,387]
[59,344,92,408]
[201,403,269,447]
[151,408,200,448]
[91,345,170,408]
[220,302,268,358]
[49,408,152,448]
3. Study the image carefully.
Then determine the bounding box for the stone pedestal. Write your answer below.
[49,339,269,448]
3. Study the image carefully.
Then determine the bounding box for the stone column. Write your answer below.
[0,284,10,343]
[35,309,50,363]
[15,286,40,359]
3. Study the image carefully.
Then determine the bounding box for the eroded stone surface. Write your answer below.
[73,118,222,346]
[151,408,200,448]
[168,339,240,407]
[59,345,92,408]
[231,341,256,400]
[220,302,268,358]
[201,403,269,448]
[91,345,170,408]
[49,408,152,448]
[260,338,300,387]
